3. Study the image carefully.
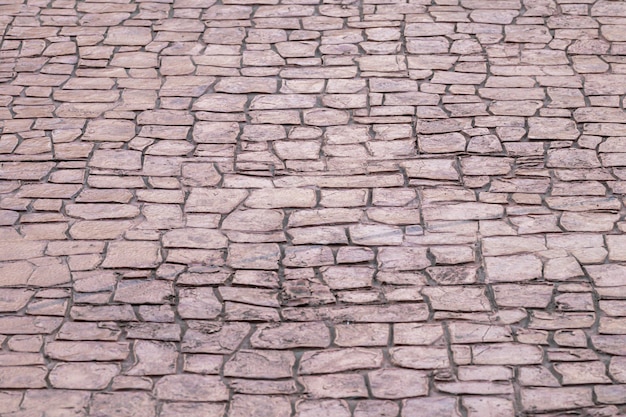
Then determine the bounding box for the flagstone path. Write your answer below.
[1,0,626,415]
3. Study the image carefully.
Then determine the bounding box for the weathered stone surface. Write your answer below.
[0,316,62,334]
[182,322,250,354]
[127,340,178,376]
[90,392,156,417]
[554,361,611,385]
[296,400,351,417]
[155,375,229,401]
[45,341,129,362]
[390,346,450,369]
[299,348,382,374]
[222,209,284,232]
[422,286,491,312]
[178,287,222,320]
[114,280,174,304]
[472,343,543,365]
[369,368,429,399]
[521,387,593,412]
[301,374,368,399]
[377,247,430,270]
[49,363,119,389]
[251,322,330,349]
[102,241,161,269]
[484,254,543,282]
[4,3,626,413]
[224,350,295,379]
[229,395,292,417]
[403,397,461,417]
[228,243,280,270]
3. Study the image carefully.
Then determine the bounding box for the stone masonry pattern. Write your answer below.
[1,0,626,415]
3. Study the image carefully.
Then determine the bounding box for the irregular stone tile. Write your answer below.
[229,395,292,417]
[289,226,349,245]
[102,241,161,269]
[162,228,227,250]
[274,140,321,159]
[349,224,403,246]
[125,322,181,341]
[585,264,626,287]
[230,379,298,395]
[377,247,430,270]
[49,363,119,389]
[295,399,351,417]
[251,322,330,349]
[471,343,543,365]
[352,401,398,417]
[178,287,222,319]
[222,209,284,232]
[426,266,477,285]
[193,94,247,112]
[0,366,47,388]
[595,385,626,405]
[45,341,129,361]
[160,403,226,417]
[113,280,173,304]
[402,397,461,417]
[182,322,250,354]
[81,119,136,142]
[554,361,611,385]
[245,188,316,208]
[299,348,382,374]
[66,203,140,220]
[423,203,502,221]
[0,289,33,312]
[436,380,514,395]
[300,374,368,399]
[521,387,593,412]
[224,350,295,379]
[591,335,626,356]
[57,322,120,341]
[214,77,277,93]
[303,108,349,126]
[606,235,626,261]
[334,323,389,347]
[544,256,584,280]
[599,317,626,334]
[70,305,137,322]
[17,389,89,414]
[422,286,491,312]
[89,149,143,170]
[369,368,429,399]
[492,284,554,308]
[89,392,155,417]
[529,311,595,330]
[518,365,561,387]
[126,340,178,376]
[484,254,542,282]
[0,240,46,262]
[227,243,280,270]
[185,188,248,213]
[283,245,334,267]
[463,397,515,417]
[448,322,513,344]
[155,375,229,401]
[457,365,513,382]
[482,236,546,256]
[390,346,449,369]
[0,316,62,334]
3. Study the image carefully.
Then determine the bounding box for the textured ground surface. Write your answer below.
[1,0,626,415]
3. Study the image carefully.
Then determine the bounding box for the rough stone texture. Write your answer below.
[1,1,625,415]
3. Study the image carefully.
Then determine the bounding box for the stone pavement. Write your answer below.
[1,0,626,415]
